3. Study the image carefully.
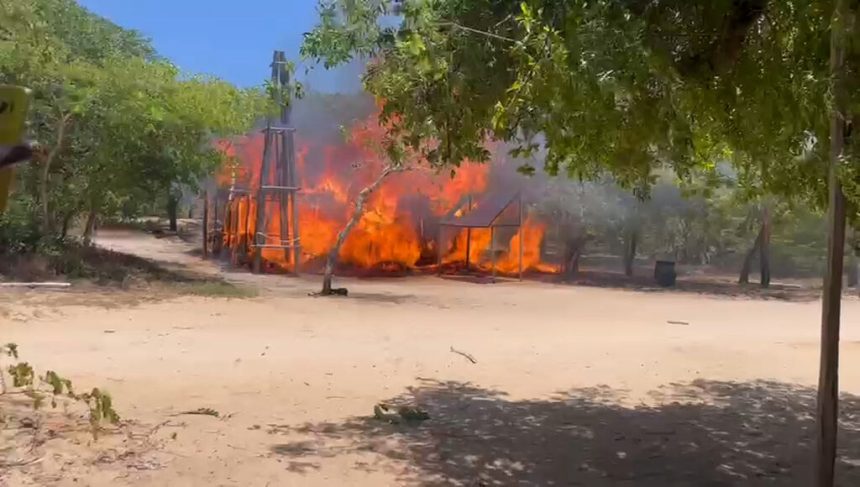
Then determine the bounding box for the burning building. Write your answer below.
[208,54,558,278]
[213,113,558,278]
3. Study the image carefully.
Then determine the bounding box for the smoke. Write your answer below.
[222,86,828,279]
[218,91,561,273]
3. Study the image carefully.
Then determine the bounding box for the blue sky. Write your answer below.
[77,0,363,92]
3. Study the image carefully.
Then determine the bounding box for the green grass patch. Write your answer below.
[170,280,258,299]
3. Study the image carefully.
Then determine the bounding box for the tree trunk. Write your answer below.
[59,211,74,240]
[39,114,72,235]
[623,230,637,277]
[167,194,179,232]
[320,164,403,295]
[569,245,583,276]
[563,235,589,281]
[816,2,852,485]
[739,226,763,284]
[202,190,209,258]
[760,205,771,288]
[82,209,98,246]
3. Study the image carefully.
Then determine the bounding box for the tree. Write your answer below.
[303,1,859,484]
[0,0,270,247]
[303,1,857,204]
[817,1,854,483]
[320,164,405,295]
[737,198,788,288]
[316,113,413,295]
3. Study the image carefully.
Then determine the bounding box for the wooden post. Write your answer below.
[212,196,221,255]
[253,124,272,274]
[234,197,243,261]
[224,199,232,260]
[518,194,524,281]
[202,190,209,258]
[288,130,301,274]
[243,195,252,259]
[230,198,241,265]
[437,225,443,275]
[225,199,234,245]
[233,199,241,259]
[465,195,472,273]
[490,225,496,282]
[816,2,852,485]
[275,132,292,266]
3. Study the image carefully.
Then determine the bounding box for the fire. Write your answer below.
[217,112,558,276]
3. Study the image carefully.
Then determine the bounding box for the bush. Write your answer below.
[0,201,44,254]
[1,343,120,439]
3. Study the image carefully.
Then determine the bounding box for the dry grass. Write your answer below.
[0,242,256,313]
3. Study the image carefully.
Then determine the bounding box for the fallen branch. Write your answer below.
[450,346,477,364]
[172,407,219,418]
[0,282,71,289]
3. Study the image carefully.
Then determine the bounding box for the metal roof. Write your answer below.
[440,190,520,228]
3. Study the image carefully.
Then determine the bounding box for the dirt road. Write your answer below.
[3,230,860,486]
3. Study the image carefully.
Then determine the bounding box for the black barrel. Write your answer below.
[654,260,676,287]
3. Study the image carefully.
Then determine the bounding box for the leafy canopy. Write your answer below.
[0,0,272,238]
[303,0,856,211]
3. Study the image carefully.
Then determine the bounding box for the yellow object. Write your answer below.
[0,85,32,213]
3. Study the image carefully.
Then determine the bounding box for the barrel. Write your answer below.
[654,260,676,287]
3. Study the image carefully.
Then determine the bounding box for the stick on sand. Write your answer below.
[450,346,477,364]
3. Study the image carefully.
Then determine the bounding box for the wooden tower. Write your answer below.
[252,50,301,273]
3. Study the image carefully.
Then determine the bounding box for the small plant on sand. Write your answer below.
[1,342,120,438]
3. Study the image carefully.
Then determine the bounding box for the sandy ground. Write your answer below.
[3,229,860,486]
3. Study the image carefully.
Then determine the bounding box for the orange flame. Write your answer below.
[216,113,556,275]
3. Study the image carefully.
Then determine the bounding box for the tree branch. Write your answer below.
[435,21,517,43]
[319,163,407,295]
[40,112,73,234]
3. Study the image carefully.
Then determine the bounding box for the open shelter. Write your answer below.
[437,189,525,281]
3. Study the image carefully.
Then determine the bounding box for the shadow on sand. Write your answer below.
[269,379,860,486]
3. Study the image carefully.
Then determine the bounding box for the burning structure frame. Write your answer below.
[202,52,549,278]
[438,190,525,281]
[209,50,302,274]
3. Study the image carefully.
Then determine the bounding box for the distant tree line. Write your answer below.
[0,0,271,252]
